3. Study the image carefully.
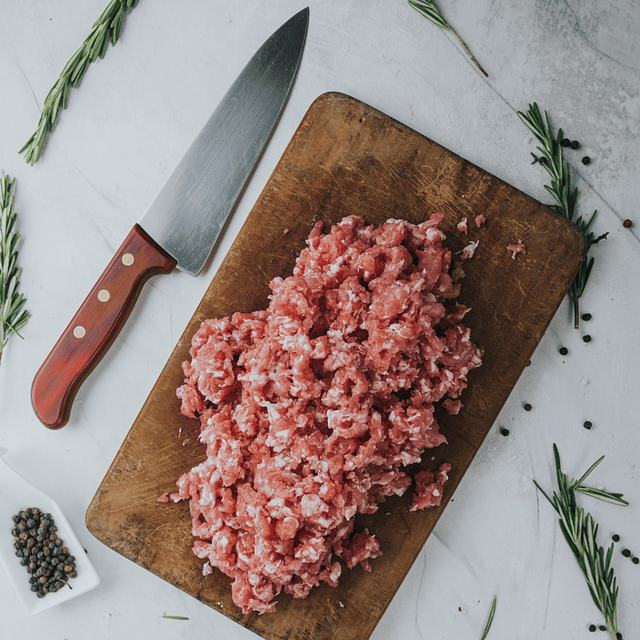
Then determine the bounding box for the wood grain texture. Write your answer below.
[86,93,585,640]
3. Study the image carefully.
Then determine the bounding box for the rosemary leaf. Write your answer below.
[0,172,30,364]
[479,594,497,640]
[535,444,627,639]
[517,103,607,329]
[20,0,140,165]
[162,613,189,620]
[575,486,629,507]
[408,0,488,77]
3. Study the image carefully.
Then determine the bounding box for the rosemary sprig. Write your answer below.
[479,594,497,640]
[0,172,30,364]
[534,444,628,640]
[408,0,488,77]
[20,0,140,165]
[518,103,607,329]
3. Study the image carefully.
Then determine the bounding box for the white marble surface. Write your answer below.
[1,1,639,638]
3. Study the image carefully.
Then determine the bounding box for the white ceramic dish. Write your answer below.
[0,451,100,614]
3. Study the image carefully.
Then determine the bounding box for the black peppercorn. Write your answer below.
[583,334,592,343]
[560,138,571,147]
[570,140,580,149]
[623,219,632,228]
[524,403,532,411]
[599,625,607,631]
[559,346,568,355]
[582,156,591,165]
[632,557,639,564]
[612,534,620,542]
[589,624,596,632]
[499,427,510,436]
[583,421,593,430]
[10,507,78,599]
[622,549,631,557]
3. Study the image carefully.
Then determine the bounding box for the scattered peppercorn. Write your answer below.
[582,313,592,321]
[583,334,592,343]
[612,534,620,542]
[524,403,532,411]
[582,156,591,165]
[559,346,568,355]
[623,219,632,228]
[570,140,580,149]
[560,138,571,147]
[616,632,623,639]
[622,549,631,557]
[499,427,510,436]
[10,507,77,598]
[583,421,593,430]
[632,557,639,565]
[588,624,597,631]
[599,625,607,631]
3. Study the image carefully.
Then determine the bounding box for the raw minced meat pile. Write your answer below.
[170,213,483,614]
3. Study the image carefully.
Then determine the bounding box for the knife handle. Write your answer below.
[31,224,177,429]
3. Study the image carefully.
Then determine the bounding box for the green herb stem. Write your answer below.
[408,0,488,77]
[0,172,30,364]
[517,103,607,329]
[534,444,627,639]
[20,0,140,165]
[479,594,497,640]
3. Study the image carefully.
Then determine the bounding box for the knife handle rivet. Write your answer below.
[73,326,86,339]
[122,253,135,266]
[97,289,111,303]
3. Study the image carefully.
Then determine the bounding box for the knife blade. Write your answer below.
[31,8,309,429]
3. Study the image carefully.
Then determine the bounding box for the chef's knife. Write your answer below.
[31,8,309,429]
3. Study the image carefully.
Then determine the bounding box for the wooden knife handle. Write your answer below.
[31,224,177,429]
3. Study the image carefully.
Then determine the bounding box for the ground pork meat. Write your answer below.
[172,214,482,614]
[474,214,486,228]
[460,240,479,260]
[410,463,451,511]
[507,241,526,259]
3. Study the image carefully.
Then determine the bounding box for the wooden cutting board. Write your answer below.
[86,92,585,640]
